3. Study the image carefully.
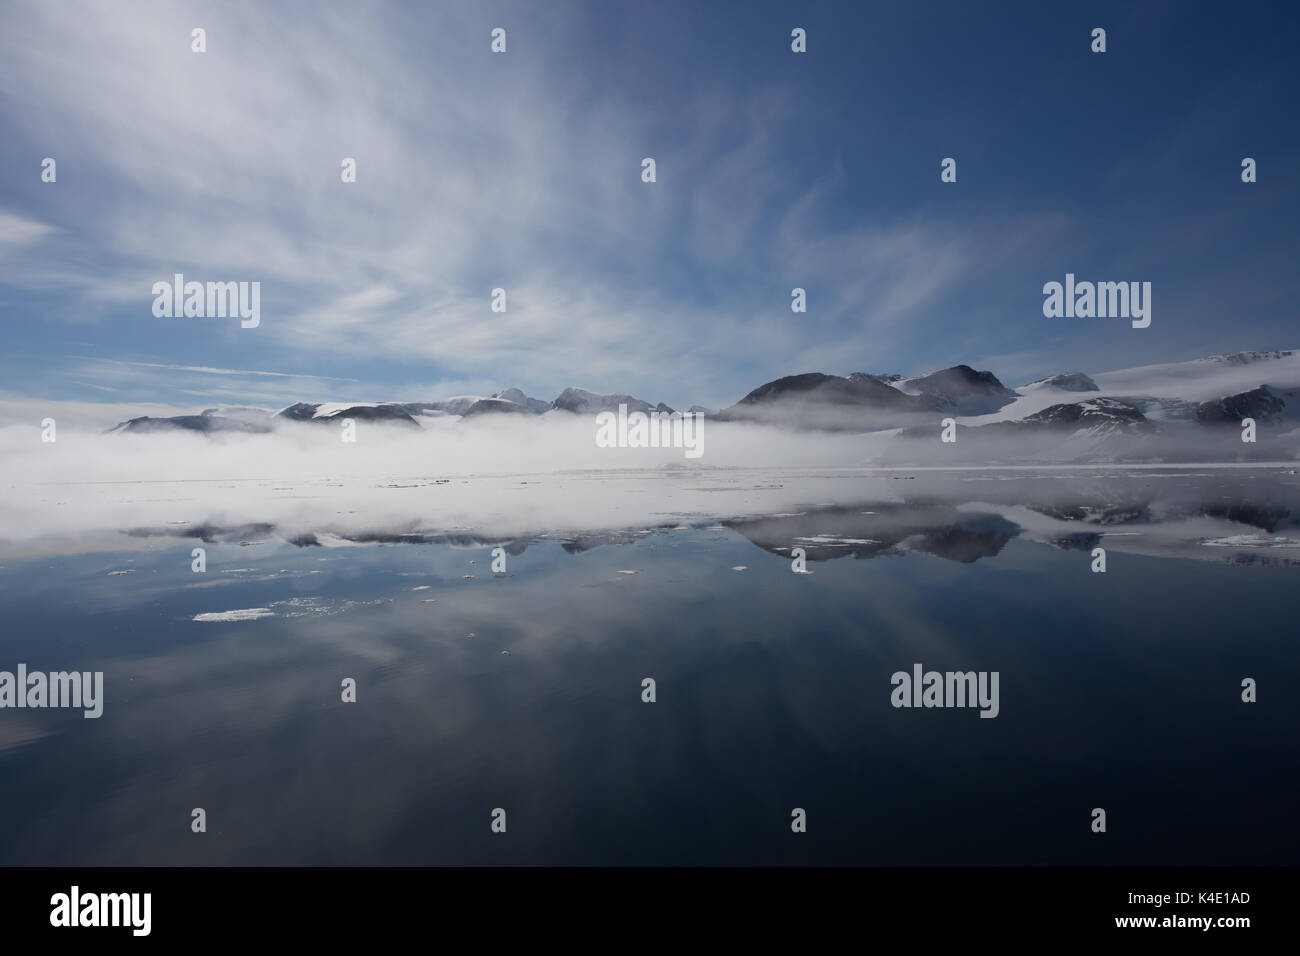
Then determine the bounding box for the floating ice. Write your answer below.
[192,607,275,622]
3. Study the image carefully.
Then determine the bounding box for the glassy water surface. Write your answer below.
[1,468,1296,864]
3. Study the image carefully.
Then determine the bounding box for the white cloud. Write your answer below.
[0,210,56,245]
[0,0,984,408]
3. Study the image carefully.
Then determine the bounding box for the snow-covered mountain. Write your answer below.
[887,364,1018,415]
[962,397,1153,438]
[414,386,670,418]
[1022,372,1099,392]
[549,387,669,416]
[721,365,1017,428]
[402,396,489,418]
[403,388,550,419]
[103,350,1300,463]
[492,388,550,414]
[462,397,538,418]
[278,402,421,426]
[199,405,277,422]
[849,372,905,386]
[716,372,937,431]
[881,350,1300,462]
[962,349,1300,427]
[108,409,273,434]
[1195,385,1300,426]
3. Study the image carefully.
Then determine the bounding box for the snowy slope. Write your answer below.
[492,388,549,413]
[550,387,662,415]
[961,350,1300,426]
[404,396,490,418]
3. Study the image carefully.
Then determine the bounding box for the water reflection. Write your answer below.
[0,471,1296,865]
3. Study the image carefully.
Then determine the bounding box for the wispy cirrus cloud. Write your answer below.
[0,210,56,245]
[2,0,1296,408]
[0,0,984,408]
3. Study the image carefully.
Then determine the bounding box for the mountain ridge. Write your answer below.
[101,351,1300,454]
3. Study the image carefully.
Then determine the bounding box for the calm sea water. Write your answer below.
[1,472,1297,865]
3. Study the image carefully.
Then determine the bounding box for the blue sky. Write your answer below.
[1,0,1297,412]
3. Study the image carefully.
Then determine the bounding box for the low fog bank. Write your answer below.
[6,407,1297,484]
[2,413,1299,574]
[0,415,884,550]
[3,411,1299,564]
[1,414,901,481]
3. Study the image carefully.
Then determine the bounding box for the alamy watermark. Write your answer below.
[50,886,150,936]
[1042,273,1150,328]
[595,404,704,459]
[151,273,260,328]
[0,664,103,718]
[890,663,999,718]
